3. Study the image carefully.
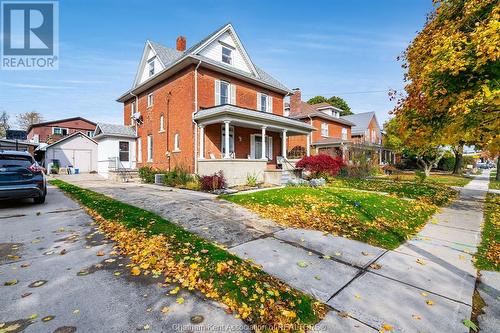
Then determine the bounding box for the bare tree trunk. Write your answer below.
[417,158,431,177]
[452,143,464,174]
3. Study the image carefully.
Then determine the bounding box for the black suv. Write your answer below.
[0,151,47,204]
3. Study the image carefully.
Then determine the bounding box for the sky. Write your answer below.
[0,0,434,129]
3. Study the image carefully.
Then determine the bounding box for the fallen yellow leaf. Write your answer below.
[176,297,185,304]
[130,266,141,276]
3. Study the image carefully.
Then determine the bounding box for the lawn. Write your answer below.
[382,173,473,187]
[329,178,458,206]
[221,187,437,249]
[50,180,326,329]
[475,193,499,271]
[490,171,500,190]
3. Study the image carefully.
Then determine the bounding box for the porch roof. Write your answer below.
[312,138,352,147]
[193,104,315,135]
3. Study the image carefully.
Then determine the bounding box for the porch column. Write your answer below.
[282,129,287,159]
[198,125,205,159]
[379,148,382,164]
[306,133,311,157]
[224,120,230,159]
[261,126,267,160]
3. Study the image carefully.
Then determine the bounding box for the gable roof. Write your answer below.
[27,117,96,133]
[43,131,97,150]
[94,123,136,139]
[341,112,379,135]
[290,101,354,126]
[311,102,344,113]
[119,23,291,101]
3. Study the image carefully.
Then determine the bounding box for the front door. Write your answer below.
[251,134,273,160]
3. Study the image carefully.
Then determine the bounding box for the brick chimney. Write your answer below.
[289,88,302,115]
[176,36,186,52]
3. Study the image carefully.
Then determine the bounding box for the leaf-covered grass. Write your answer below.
[383,173,473,187]
[50,179,326,329]
[490,171,500,190]
[330,178,458,206]
[221,187,437,249]
[475,193,500,271]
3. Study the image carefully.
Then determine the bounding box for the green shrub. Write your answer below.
[185,180,201,191]
[138,166,158,183]
[163,168,195,187]
[438,155,455,171]
[246,173,258,187]
[415,170,427,182]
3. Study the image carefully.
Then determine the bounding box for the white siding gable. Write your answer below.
[198,31,252,74]
[134,43,165,87]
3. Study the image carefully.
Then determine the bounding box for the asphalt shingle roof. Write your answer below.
[145,23,291,93]
[341,112,377,134]
[95,123,136,137]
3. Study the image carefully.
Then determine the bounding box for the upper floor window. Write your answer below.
[131,101,136,114]
[321,123,329,137]
[53,127,68,136]
[221,46,232,65]
[215,80,235,105]
[147,93,154,107]
[159,114,164,132]
[257,93,272,113]
[341,128,347,140]
[148,58,155,77]
[87,131,94,137]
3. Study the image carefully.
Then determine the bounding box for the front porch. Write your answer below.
[194,105,315,185]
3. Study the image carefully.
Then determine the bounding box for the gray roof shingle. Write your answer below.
[95,123,136,138]
[341,112,377,134]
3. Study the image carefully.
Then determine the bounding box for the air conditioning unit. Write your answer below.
[132,112,143,125]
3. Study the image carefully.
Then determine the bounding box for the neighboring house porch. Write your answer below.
[194,105,314,185]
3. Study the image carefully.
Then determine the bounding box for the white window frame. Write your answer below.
[220,125,235,157]
[250,134,273,160]
[215,80,235,106]
[221,46,232,65]
[159,114,164,132]
[257,93,272,113]
[119,141,130,162]
[219,81,229,105]
[341,128,348,140]
[52,127,68,135]
[87,131,94,137]
[148,58,155,77]
[147,135,153,162]
[147,93,154,107]
[173,133,180,152]
[321,123,329,137]
[137,137,142,162]
[33,134,39,143]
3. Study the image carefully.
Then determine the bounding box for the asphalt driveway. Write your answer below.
[0,186,247,333]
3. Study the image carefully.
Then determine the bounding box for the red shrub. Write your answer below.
[200,171,226,191]
[296,154,345,177]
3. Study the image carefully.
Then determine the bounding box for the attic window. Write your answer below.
[148,58,155,77]
[222,46,232,65]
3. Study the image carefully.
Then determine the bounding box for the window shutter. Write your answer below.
[256,93,261,111]
[268,96,273,113]
[230,84,236,104]
[215,80,221,105]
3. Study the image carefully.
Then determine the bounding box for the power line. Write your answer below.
[301,89,391,96]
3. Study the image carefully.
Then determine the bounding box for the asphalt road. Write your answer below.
[0,186,247,333]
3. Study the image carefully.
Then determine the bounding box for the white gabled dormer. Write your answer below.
[192,24,258,77]
[132,41,166,87]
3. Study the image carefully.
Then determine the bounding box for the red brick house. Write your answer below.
[26,117,96,144]
[285,88,354,160]
[117,23,314,185]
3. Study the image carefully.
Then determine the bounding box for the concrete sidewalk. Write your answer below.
[54,172,490,332]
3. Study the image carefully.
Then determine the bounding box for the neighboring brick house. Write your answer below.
[117,23,314,185]
[285,88,354,160]
[26,117,96,144]
[342,112,396,164]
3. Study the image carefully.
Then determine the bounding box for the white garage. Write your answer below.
[45,132,97,173]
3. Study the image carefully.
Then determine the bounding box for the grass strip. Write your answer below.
[489,171,500,190]
[330,178,458,206]
[222,186,437,249]
[475,193,499,271]
[50,179,326,330]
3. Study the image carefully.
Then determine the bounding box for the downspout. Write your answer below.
[192,60,202,174]
[129,92,139,167]
[307,115,313,155]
